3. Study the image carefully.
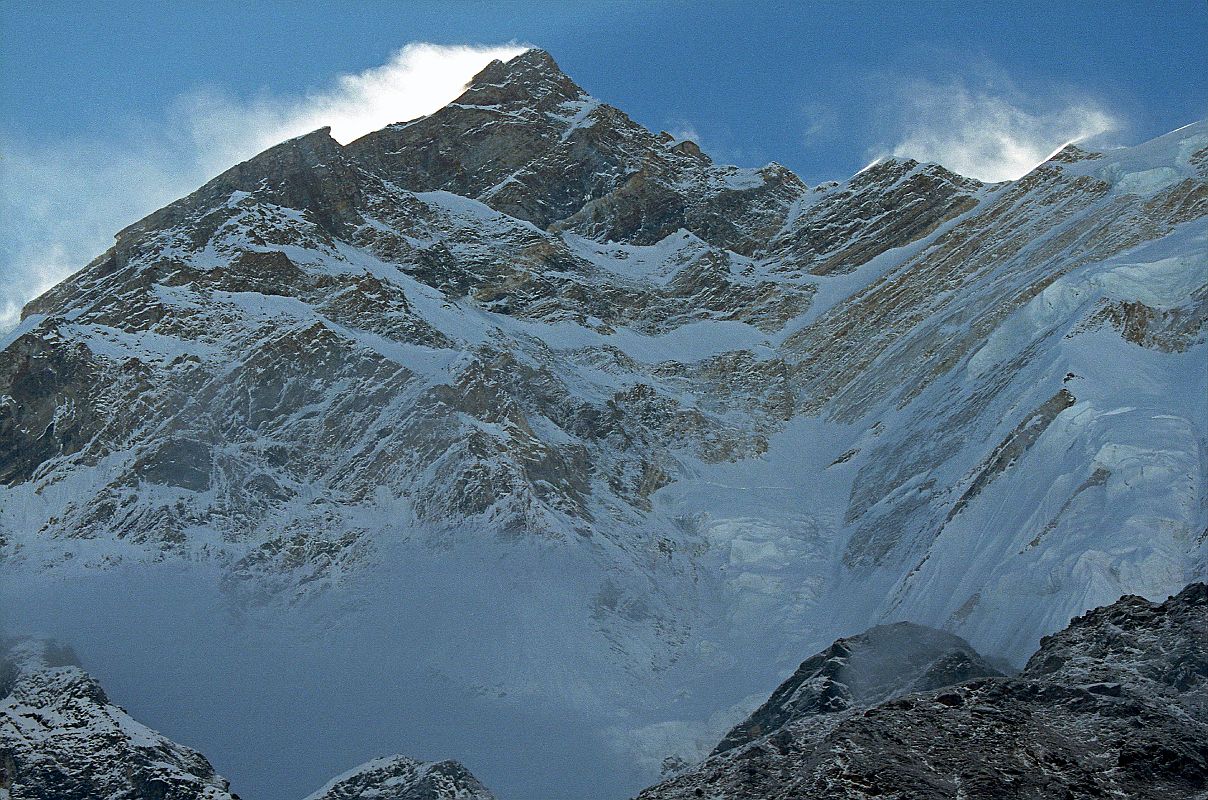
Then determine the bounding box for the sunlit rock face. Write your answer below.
[639,582,1208,800]
[0,48,1205,794]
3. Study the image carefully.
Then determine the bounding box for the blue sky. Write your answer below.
[1,0,1205,324]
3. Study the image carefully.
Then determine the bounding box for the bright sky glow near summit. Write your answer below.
[0,0,1205,328]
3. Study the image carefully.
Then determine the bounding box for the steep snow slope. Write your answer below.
[1,49,1205,798]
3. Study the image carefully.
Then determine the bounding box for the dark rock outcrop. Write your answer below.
[712,621,1002,754]
[638,583,1208,800]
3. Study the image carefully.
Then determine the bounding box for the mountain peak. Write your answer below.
[508,47,561,70]
[458,47,584,109]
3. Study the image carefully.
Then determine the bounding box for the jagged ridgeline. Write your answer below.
[0,48,1205,799]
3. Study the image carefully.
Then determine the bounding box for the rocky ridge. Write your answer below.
[6,583,1202,800]
[302,754,495,800]
[0,637,494,800]
[638,582,1208,800]
[709,622,1004,756]
[0,638,237,800]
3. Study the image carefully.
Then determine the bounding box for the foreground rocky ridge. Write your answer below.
[6,584,1202,799]
[639,582,1208,799]
[0,639,237,800]
[0,638,493,800]
[709,622,1005,756]
[302,755,495,800]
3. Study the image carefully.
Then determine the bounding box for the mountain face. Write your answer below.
[639,582,1208,800]
[0,47,1205,795]
[0,639,238,800]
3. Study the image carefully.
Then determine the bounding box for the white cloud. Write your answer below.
[800,101,838,144]
[0,42,527,330]
[669,124,701,144]
[880,76,1119,183]
[193,42,531,150]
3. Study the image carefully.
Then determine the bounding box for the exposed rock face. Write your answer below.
[765,158,980,276]
[302,754,495,800]
[0,639,237,800]
[347,49,807,253]
[0,47,1205,739]
[637,582,1208,800]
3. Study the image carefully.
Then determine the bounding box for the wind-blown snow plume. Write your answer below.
[183,42,530,150]
[0,42,526,331]
[882,76,1118,182]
